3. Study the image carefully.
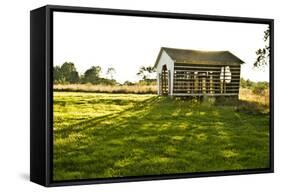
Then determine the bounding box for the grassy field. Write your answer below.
[53,91,270,181]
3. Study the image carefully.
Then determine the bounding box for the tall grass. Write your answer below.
[54,83,157,94]
[239,88,269,107]
[235,88,270,114]
[54,84,269,107]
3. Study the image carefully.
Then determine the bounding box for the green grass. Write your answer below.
[53,92,270,181]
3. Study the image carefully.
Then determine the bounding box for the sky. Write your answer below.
[53,12,270,83]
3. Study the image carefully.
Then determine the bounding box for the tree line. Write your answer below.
[53,62,156,85]
[53,62,117,85]
[240,78,269,95]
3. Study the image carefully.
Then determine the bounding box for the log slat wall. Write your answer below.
[159,69,168,95]
[173,64,241,96]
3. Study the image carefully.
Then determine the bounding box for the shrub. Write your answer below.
[252,82,269,95]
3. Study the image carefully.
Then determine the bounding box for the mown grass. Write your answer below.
[53,92,270,181]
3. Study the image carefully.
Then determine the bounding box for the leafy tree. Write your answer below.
[82,66,101,84]
[240,78,269,95]
[254,27,270,68]
[53,62,79,84]
[137,66,156,81]
[69,71,80,83]
[123,81,135,86]
[106,67,116,80]
[53,66,64,84]
[240,78,254,88]
[59,62,80,83]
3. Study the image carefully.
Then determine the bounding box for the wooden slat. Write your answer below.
[173,87,239,91]
[173,92,240,94]
[160,70,168,95]
[173,81,240,84]
[173,88,239,91]
[173,85,240,88]
[173,75,241,77]
[173,76,241,79]
[173,86,240,90]
[174,63,241,67]
[174,65,241,70]
[174,70,241,74]
[173,73,241,76]
[173,72,241,75]
[158,64,242,96]
[172,93,239,96]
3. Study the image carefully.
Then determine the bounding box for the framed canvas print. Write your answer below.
[30,5,274,187]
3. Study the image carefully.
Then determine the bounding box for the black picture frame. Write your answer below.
[30,5,274,187]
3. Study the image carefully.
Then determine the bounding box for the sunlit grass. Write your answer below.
[53,92,270,181]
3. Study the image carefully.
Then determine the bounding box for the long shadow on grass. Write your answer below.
[104,99,270,176]
[54,96,160,138]
[53,96,270,180]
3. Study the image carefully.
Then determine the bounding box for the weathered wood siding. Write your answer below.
[173,63,241,96]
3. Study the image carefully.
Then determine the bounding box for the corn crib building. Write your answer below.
[154,47,244,98]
